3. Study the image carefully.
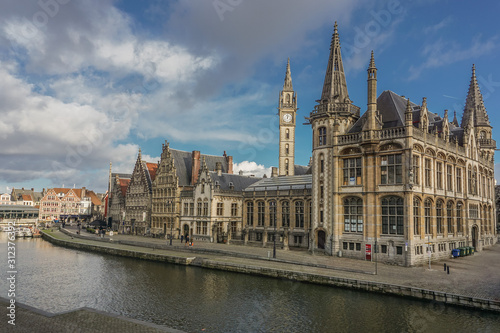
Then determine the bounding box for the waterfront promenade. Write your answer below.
[52,227,500,303]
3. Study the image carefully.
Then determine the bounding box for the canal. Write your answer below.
[1,234,499,332]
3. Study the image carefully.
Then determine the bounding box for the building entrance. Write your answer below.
[318,230,326,249]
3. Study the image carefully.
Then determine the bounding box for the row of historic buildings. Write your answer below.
[38,187,103,222]
[107,23,497,266]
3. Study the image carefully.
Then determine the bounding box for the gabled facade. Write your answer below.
[109,174,131,232]
[124,149,158,235]
[150,140,234,238]
[0,193,14,205]
[181,160,260,243]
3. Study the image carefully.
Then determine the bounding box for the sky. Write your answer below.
[1,0,500,194]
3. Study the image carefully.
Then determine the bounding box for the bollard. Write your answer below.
[447,266,450,274]
[444,263,447,271]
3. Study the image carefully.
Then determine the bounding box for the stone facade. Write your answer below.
[109,173,130,232]
[124,150,158,235]
[306,23,496,266]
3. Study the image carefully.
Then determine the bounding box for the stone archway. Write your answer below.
[472,225,479,249]
[317,230,326,249]
[183,224,190,238]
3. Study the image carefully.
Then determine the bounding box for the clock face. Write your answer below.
[283,113,292,123]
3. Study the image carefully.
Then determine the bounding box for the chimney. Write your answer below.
[271,167,278,178]
[191,151,201,185]
[82,187,86,197]
[239,170,244,176]
[226,155,233,174]
[31,188,34,191]
[215,162,222,176]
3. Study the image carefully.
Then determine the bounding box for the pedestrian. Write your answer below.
[180,234,184,243]
[185,235,189,245]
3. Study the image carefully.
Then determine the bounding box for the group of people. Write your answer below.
[180,234,193,246]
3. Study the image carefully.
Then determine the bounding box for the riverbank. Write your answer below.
[0,297,184,333]
[42,228,500,312]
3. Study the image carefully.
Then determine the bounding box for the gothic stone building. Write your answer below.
[150,141,236,238]
[306,23,496,266]
[124,150,158,235]
[108,172,131,232]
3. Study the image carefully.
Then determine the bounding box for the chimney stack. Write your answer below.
[191,151,201,185]
[215,162,222,176]
[226,155,233,174]
[271,167,278,178]
[239,170,244,176]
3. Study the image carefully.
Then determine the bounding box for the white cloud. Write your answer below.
[233,161,271,178]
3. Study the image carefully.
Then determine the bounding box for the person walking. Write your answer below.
[180,235,184,243]
[185,235,189,246]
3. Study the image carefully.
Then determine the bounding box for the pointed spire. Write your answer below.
[461,64,490,128]
[369,50,376,69]
[405,98,413,126]
[283,58,293,91]
[452,111,459,127]
[320,21,350,103]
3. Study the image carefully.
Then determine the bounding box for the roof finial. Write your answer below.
[334,21,338,34]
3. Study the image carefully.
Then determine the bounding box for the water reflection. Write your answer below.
[1,233,499,332]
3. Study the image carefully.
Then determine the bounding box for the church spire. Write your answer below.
[461,64,491,128]
[283,57,293,91]
[320,21,350,103]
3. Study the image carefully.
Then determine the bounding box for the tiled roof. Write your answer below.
[209,172,261,191]
[244,175,312,191]
[146,162,158,182]
[170,149,229,186]
[119,179,130,196]
[21,194,33,201]
[294,165,311,175]
[86,190,102,206]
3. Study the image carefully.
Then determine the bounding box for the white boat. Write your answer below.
[23,228,33,237]
[15,228,24,238]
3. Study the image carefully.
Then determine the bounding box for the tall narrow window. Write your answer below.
[343,157,362,185]
[295,201,304,228]
[257,202,265,226]
[468,166,472,194]
[456,202,463,233]
[344,197,363,233]
[231,203,238,217]
[246,202,254,226]
[447,201,454,234]
[381,197,404,235]
[285,129,289,139]
[381,154,402,184]
[456,167,462,193]
[425,199,432,234]
[413,155,420,185]
[197,202,202,216]
[446,165,453,191]
[425,158,432,187]
[285,159,289,176]
[436,200,443,234]
[318,127,326,146]
[413,198,420,236]
[436,162,443,189]
[203,202,208,216]
[282,201,290,227]
[269,201,277,227]
[285,144,289,155]
[320,154,324,173]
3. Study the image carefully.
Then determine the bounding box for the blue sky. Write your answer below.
[1,0,500,193]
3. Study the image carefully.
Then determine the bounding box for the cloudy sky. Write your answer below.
[1,0,500,193]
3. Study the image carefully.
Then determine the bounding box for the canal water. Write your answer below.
[1,234,499,332]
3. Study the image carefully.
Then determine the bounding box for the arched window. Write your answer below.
[285,144,289,155]
[413,197,420,235]
[285,159,289,176]
[318,127,326,146]
[257,202,265,226]
[282,201,290,227]
[246,201,254,226]
[344,197,363,232]
[436,200,443,234]
[269,201,277,227]
[424,199,432,234]
[447,201,454,234]
[285,129,289,139]
[295,201,304,228]
[320,154,324,173]
[382,197,404,235]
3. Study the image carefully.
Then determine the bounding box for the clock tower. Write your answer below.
[278,58,297,176]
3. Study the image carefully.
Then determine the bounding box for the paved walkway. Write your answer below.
[58,226,500,301]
